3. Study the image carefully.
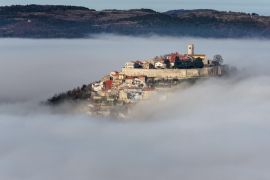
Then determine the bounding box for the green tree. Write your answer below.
[163,59,171,68]
[193,58,204,68]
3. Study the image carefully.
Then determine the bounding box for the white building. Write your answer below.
[124,62,135,69]
[92,81,104,92]
[154,61,165,69]
[133,78,146,87]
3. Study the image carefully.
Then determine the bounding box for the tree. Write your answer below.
[174,56,194,69]
[174,56,181,69]
[193,58,204,68]
[163,59,171,68]
[213,54,223,65]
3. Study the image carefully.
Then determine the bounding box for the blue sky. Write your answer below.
[0,0,269,15]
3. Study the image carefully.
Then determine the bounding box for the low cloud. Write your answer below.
[0,36,270,180]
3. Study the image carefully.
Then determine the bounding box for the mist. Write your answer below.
[0,35,270,180]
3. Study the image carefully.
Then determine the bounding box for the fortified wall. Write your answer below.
[121,66,224,79]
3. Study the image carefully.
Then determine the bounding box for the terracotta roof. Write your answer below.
[135,60,143,64]
[110,71,119,76]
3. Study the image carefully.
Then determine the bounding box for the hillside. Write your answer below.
[0,5,270,38]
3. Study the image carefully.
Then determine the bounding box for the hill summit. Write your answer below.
[0,5,270,38]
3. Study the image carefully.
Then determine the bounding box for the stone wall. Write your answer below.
[121,66,223,79]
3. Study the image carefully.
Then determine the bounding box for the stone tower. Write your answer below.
[187,44,194,55]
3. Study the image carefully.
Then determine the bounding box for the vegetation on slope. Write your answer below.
[0,5,270,38]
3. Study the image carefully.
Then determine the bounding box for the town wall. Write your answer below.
[121,66,223,79]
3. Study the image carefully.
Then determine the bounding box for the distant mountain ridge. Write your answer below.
[0,4,269,38]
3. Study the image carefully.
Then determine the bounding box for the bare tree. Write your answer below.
[213,54,224,65]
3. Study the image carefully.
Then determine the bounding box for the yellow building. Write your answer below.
[191,54,206,60]
[191,54,209,65]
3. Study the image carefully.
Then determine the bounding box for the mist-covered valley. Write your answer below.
[1,35,270,180]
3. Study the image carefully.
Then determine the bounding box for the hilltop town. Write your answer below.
[48,44,229,118]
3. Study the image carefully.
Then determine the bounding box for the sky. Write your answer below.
[1,36,270,180]
[0,0,270,15]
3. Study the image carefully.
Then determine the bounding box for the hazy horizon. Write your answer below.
[1,35,270,180]
[0,0,270,15]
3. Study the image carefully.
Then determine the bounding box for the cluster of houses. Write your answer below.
[88,44,222,116]
[124,44,211,69]
[91,70,155,105]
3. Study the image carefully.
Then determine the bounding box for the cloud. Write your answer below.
[0,36,270,180]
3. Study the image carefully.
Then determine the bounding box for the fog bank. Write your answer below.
[0,36,270,180]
